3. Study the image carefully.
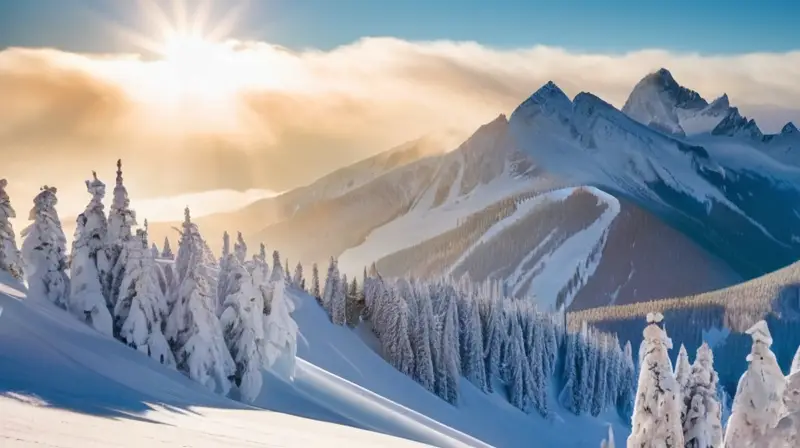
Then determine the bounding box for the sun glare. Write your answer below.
[103,0,262,132]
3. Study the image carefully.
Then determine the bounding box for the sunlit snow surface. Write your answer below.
[0,269,628,448]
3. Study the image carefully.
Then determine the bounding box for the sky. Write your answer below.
[0,0,797,55]
[0,0,798,223]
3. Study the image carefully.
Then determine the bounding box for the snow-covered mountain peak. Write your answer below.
[622,68,711,136]
[781,122,799,136]
[711,107,764,140]
[708,94,730,111]
[513,81,573,122]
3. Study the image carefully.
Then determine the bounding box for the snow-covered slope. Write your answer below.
[0,268,629,448]
[283,286,630,447]
[509,75,800,280]
[0,273,473,448]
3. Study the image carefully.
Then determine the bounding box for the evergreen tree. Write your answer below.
[766,369,800,447]
[581,324,597,414]
[150,243,159,259]
[379,282,415,376]
[165,208,234,394]
[409,283,435,392]
[293,262,304,290]
[723,321,786,448]
[346,276,360,327]
[559,332,580,413]
[617,340,636,422]
[676,344,692,396]
[627,312,684,448]
[322,257,338,316]
[331,273,347,325]
[461,298,488,391]
[21,186,69,308]
[311,263,321,302]
[507,315,527,410]
[683,343,722,448]
[68,173,113,335]
[483,296,504,392]
[217,231,236,316]
[529,315,549,417]
[436,286,460,405]
[106,160,137,315]
[220,258,264,402]
[271,250,282,281]
[118,225,174,368]
[263,265,299,377]
[591,333,608,417]
[284,257,289,282]
[69,212,113,336]
[161,237,174,259]
[0,179,23,280]
[233,232,247,264]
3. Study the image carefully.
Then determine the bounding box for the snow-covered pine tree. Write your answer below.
[69,212,113,336]
[284,257,289,282]
[682,342,722,448]
[461,298,487,392]
[506,315,528,410]
[217,231,236,316]
[263,264,299,378]
[321,257,338,317]
[591,333,608,417]
[293,262,304,290]
[165,208,234,394]
[723,320,786,448]
[21,186,69,308]
[219,257,264,402]
[150,243,159,259]
[581,324,598,414]
[381,282,415,376]
[436,285,461,405]
[106,160,137,314]
[529,313,549,417]
[765,368,800,447]
[346,276,360,327]
[161,237,174,259]
[118,225,174,368]
[271,250,282,281]
[69,173,114,333]
[410,282,435,393]
[618,340,636,421]
[311,263,321,303]
[676,344,692,405]
[0,179,23,280]
[331,273,347,325]
[234,232,247,264]
[559,331,580,414]
[627,312,684,448]
[483,296,504,392]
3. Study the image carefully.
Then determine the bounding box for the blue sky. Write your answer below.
[0,0,796,54]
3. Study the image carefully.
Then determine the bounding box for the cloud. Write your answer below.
[1,38,799,213]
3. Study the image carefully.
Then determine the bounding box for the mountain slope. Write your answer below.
[0,273,478,448]
[568,260,800,393]
[509,75,800,280]
[0,268,632,448]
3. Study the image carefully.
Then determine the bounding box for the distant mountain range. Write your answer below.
[149,68,800,313]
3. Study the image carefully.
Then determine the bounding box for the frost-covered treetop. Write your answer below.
[745,320,773,346]
[112,159,129,209]
[28,186,59,220]
[646,311,664,324]
[222,231,230,257]
[0,179,14,220]
[85,171,105,203]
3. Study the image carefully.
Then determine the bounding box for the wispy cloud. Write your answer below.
[1,38,799,218]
